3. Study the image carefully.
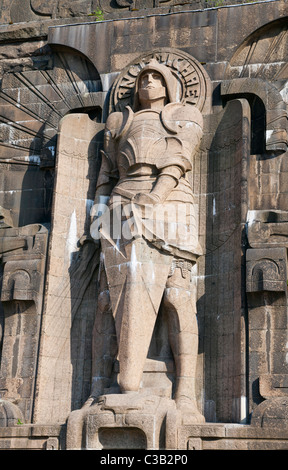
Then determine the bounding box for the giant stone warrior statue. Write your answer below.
[89,58,205,423]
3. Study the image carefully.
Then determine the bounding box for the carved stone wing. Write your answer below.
[32,114,105,423]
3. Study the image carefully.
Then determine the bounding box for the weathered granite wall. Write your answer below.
[0,0,287,450]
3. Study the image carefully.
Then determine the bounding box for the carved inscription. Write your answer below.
[111,49,208,112]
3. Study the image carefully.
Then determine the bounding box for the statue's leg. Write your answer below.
[104,238,171,394]
[162,261,204,421]
[114,246,160,394]
[90,261,118,398]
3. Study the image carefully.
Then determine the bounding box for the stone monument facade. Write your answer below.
[0,0,288,450]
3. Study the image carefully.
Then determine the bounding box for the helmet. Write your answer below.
[133,59,177,110]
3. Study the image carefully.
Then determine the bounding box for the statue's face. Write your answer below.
[138,70,167,106]
[139,71,165,91]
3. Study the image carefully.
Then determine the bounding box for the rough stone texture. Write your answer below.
[0,0,275,25]
[0,0,287,451]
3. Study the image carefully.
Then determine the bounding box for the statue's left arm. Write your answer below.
[133,165,183,205]
[133,104,203,205]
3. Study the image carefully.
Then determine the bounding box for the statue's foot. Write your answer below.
[176,396,205,423]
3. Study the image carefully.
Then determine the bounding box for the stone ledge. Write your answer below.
[0,424,65,450]
[179,423,288,450]
[1,422,288,449]
[179,422,288,439]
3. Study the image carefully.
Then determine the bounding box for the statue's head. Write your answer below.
[133,59,176,110]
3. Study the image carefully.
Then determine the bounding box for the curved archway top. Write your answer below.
[48,22,112,76]
[0,49,104,167]
[223,17,288,154]
[225,16,288,82]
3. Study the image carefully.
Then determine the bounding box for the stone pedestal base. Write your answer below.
[66,393,206,450]
[67,393,176,450]
[65,394,288,450]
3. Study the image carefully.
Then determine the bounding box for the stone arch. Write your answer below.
[224,16,288,82]
[0,47,104,227]
[6,269,31,300]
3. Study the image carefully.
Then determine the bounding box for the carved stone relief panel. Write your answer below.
[246,219,288,424]
[0,0,209,23]
[0,50,103,227]
[97,0,201,14]
[110,48,211,115]
[246,248,287,293]
[0,222,49,424]
[4,0,94,23]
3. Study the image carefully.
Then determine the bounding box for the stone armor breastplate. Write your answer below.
[117,110,167,173]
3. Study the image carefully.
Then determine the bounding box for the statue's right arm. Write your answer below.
[88,112,123,245]
[94,112,123,200]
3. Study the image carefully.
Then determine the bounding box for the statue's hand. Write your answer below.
[78,234,90,246]
[78,234,100,249]
[132,192,161,206]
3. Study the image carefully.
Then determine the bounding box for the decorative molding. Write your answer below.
[246,247,287,293]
